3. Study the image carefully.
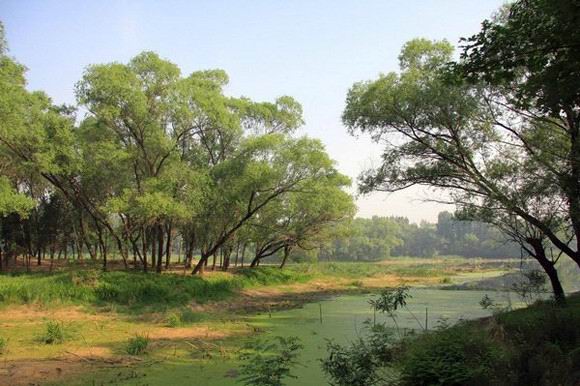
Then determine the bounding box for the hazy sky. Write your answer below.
[1,0,505,223]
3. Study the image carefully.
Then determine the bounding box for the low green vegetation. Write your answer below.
[322,293,580,386]
[126,334,150,356]
[0,260,507,311]
[238,336,303,386]
[40,320,66,345]
[0,336,7,354]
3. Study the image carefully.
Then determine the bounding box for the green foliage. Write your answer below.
[0,336,6,354]
[369,286,411,314]
[322,338,383,386]
[41,320,66,344]
[237,336,303,386]
[126,334,149,355]
[321,322,397,386]
[166,313,181,328]
[0,177,35,217]
[333,294,580,386]
[319,213,520,262]
[236,267,312,286]
[398,324,503,386]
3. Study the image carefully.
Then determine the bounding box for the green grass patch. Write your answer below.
[0,336,7,354]
[126,334,149,355]
[39,320,66,345]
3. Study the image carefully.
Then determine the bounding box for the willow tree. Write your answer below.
[457,0,580,271]
[342,38,574,300]
[248,170,355,268]
[190,135,346,274]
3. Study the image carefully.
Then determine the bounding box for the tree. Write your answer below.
[457,0,580,270]
[248,171,355,268]
[342,37,575,300]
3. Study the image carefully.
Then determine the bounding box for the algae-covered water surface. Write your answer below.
[75,289,517,386]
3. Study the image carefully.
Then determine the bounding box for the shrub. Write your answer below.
[321,322,397,386]
[166,313,181,327]
[126,334,149,355]
[41,320,66,344]
[238,336,303,386]
[322,338,382,386]
[398,325,502,386]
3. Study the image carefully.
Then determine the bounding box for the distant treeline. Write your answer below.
[316,212,521,261]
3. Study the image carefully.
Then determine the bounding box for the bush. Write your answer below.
[126,334,149,355]
[166,313,181,327]
[322,338,383,386]
[238,336,303,386]
[398,325,502,386]
[321,322,397,386]
[41,320,66,344]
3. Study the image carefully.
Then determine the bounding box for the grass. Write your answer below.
[0,336,6,354]
[126,334,150,355]
[40,320,66,344]
[0,259,518,385]
[0,258,511,311]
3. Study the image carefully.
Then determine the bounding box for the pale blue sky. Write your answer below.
[1,0,505,222]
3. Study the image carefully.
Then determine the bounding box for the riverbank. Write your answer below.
[0,258,514,385]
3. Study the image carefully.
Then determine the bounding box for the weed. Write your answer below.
[41,320,65,344]
[238,336,303,386]
[0,336,7,354]
[166,313,181,327]
[126,334,149,355]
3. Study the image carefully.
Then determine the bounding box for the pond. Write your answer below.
[103,288,519,386]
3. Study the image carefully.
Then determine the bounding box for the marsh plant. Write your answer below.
[237,336,303,386]
[369,286,425,335]
[126,334,150,355]
[0,336,7,354]
[322,321,399,386]
[41,320,66,344]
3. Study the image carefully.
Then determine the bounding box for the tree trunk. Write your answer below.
[529,239,566,305]
[240,243,246,268]
[280,245,291,269]
[250,255,260,267]
[234,242,240,268]
[192,251,209,274]
[165,225,172,269]
[96,226,107,271]
[142,228,148,273]
[156,224,164,273]
[223,247,231,271]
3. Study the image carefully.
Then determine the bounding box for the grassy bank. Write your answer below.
[0,267,313,309]
[0,259,511,309]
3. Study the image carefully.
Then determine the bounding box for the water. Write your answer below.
[246,289,517,386]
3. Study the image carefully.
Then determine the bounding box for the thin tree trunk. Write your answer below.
[241,243,246,268]
[165,225,172,269]
[156,224,164,273]
[142,227,148,273]
[192,250,209,274]
[280,245,291,269]
[529,239,566,305]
